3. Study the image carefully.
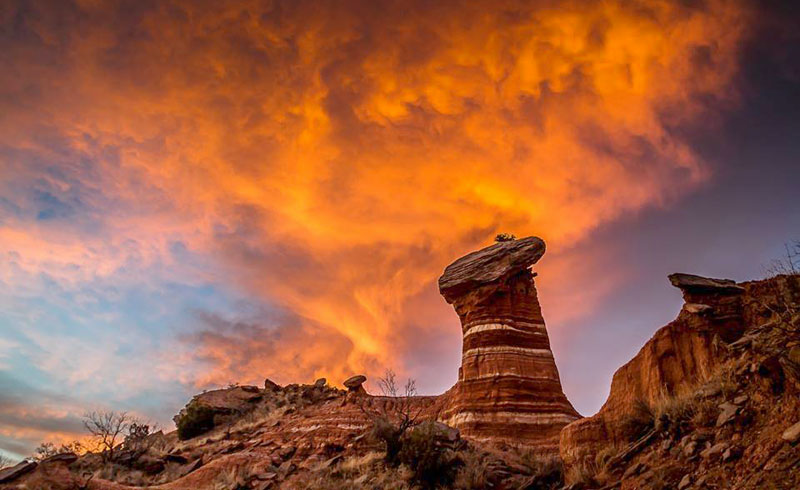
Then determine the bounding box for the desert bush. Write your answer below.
[653,394,695,437]
[764,240,800,277]
[32,440,85,461]
[565,459,598,487]
[122,422,157,453]
[176,402,216,440]
[371,415,405,463]
[364,370,423,464]
[594,443,622,470]
[453,449,490,490]
[619,399,655,441]
[691,398,719,428]
[397,421,460,489]
[525,456,565,490]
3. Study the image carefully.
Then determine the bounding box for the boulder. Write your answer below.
[314,378,327,388]
[717,402,739,427]
[173,385,264,439]
[782,421,800,443]
[264,378,282,391]
[40,452,78,465]
[701,442,728,460]
[343,375,367,392]
[0,461,37,483]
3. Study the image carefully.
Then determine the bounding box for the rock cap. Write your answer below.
[343,375,367,391]
[668,273,744,295]
[438,236,545,302]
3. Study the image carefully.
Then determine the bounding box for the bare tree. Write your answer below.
[0,454,12,469]
[83,411,133,463]
[361,369,425,463]
[764,240,800,277]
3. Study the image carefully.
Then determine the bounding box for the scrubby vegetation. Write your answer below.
[495,233,516,242]
[176,402,217,441]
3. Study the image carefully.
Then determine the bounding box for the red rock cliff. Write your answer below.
[438,236,580,454]
[559,272,800,470]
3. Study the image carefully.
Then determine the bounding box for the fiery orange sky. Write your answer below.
[2,0,799,460]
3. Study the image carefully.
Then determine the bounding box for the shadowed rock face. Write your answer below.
[438,236,579,454]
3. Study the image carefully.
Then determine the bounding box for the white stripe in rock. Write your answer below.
[467,372,557,381]
[463,323,545,338]
[463,346,553,358]
[447,411,578,426]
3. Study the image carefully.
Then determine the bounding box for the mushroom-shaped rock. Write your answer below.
[438,236,545,302]
[343,375,367,392]
[669,273,744,295]
[437,236,578,454]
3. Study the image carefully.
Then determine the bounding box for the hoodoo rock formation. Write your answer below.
[438,236,580,453]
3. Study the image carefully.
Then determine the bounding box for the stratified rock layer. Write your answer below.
[559,273,800,474]
[438,237,579,453]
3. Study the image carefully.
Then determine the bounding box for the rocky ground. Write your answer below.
[1,253,798,489]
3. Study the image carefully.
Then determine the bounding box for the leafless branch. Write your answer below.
[764,240,800,278]
[83,410,134,463]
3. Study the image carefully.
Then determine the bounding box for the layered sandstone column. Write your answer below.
[438,236,579,453]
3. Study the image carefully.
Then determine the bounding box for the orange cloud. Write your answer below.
[0,0,752,396]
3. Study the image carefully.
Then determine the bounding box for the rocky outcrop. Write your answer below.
[0,461,37,484]
[174,385,264,440]
[559,273,800,476]
[438,236,579,454]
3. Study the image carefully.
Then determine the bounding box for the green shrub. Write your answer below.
[176,403,216,440]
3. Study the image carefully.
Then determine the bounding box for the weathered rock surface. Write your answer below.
[782,421,800,443]
[439,236,579,454]
[173,385,264,439]
[560,273,749,470]
[343,375,367,392]
[560,273,800,486]
[669,273,745,294]
[438,236,546,301]
[0,461,36,483]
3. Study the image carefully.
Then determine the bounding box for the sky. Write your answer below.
[1,0,798,461]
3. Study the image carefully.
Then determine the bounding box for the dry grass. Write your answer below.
[286,452,412,490]
[565,459,598,487]
[453,449,491,490]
